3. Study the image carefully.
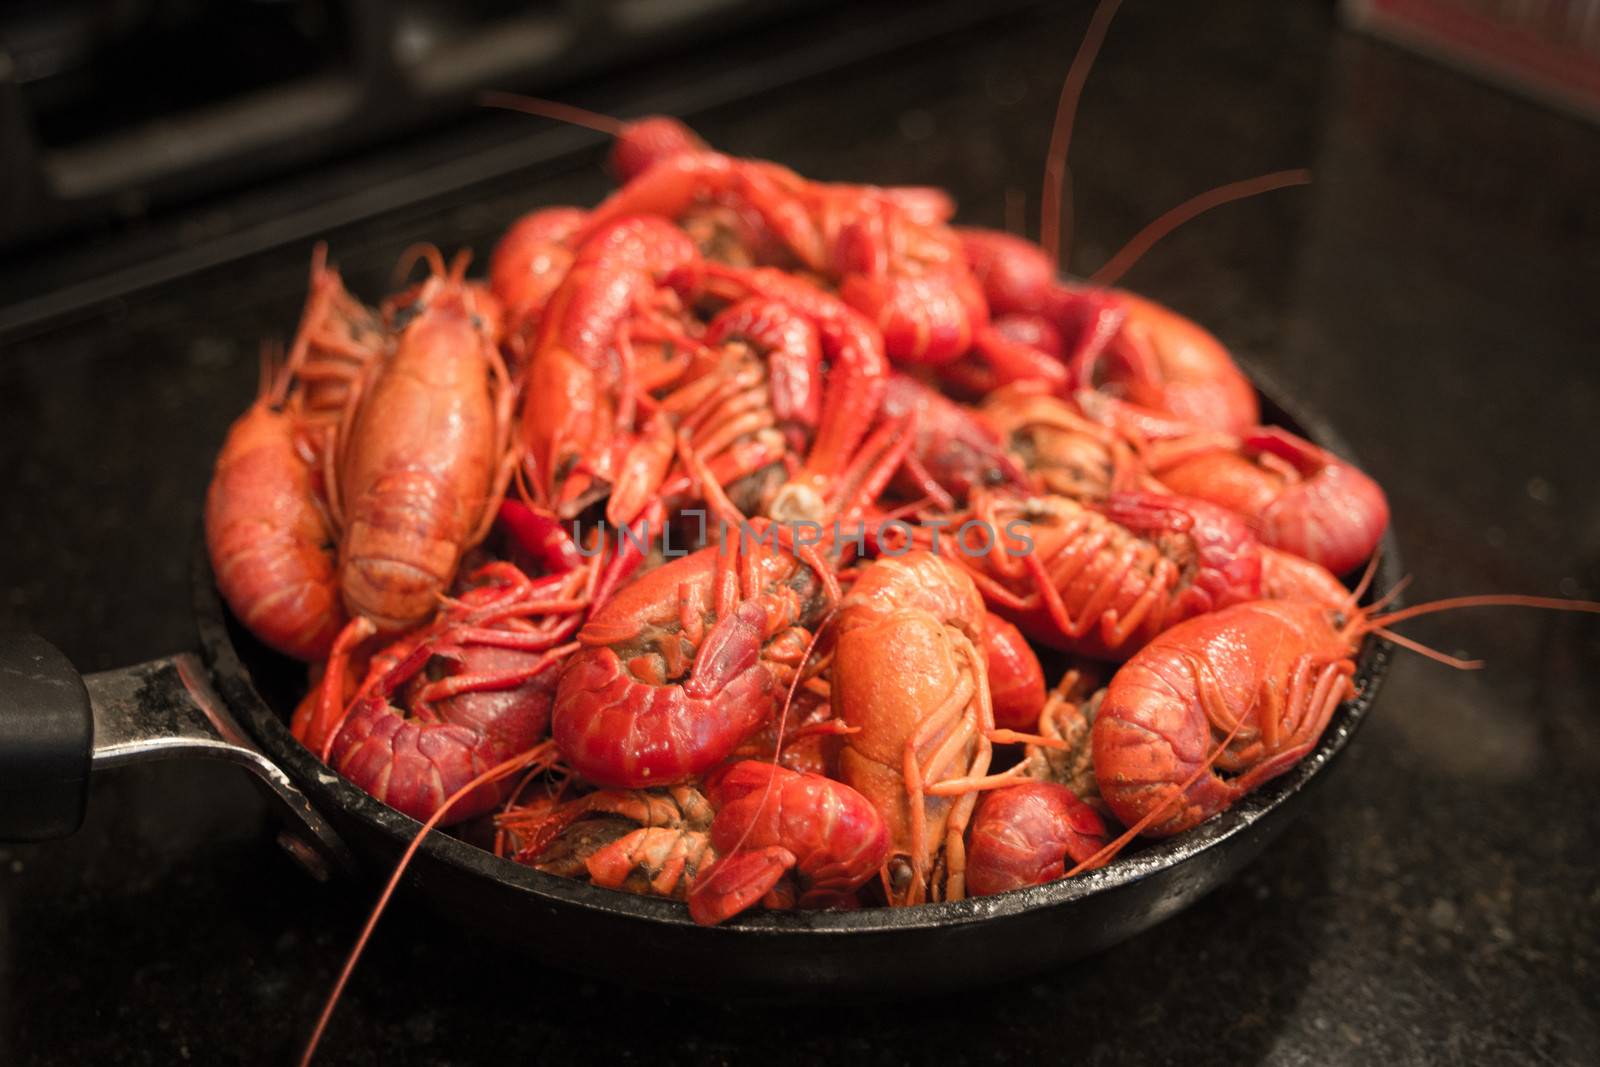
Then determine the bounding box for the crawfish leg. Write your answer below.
[1228,658,1352,795]
[897,641,990,905]
[298,616,377,749]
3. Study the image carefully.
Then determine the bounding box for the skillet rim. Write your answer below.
[193,354,1399,936]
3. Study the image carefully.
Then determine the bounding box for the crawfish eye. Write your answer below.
[390,303,421,331]
[888,858,914,897]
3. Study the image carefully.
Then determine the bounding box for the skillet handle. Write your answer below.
[0,634,354,877]
[0,634,92,840]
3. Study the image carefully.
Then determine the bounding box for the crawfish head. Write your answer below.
[552,540,829,789]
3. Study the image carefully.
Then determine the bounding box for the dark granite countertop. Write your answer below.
[2,2,1597,1064]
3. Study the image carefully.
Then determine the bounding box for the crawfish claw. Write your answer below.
[688,846,798,925]
[684,600,766,700]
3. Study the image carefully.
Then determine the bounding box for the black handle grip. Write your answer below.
[0,633,93,840]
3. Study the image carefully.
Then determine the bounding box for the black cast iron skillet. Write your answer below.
[0,366,1398,998]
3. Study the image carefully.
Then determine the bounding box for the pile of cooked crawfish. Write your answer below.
[206,112,1400,925]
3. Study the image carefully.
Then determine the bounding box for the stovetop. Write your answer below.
[3,2,1598,1064]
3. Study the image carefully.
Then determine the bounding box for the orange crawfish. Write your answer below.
[206,248,386,660]
[205,354,345,661]
[488,204,587,362]
[831,551,1035,905]
[1092,591,1600,840]
[978,385,1143,502]
[333,248,516,633]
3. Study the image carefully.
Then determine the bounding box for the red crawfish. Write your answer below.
[881,372,1028,508]
[579,259,895,539]
[487,204,587,363]
[965,782,1109,897]
[569,124,985,367]
[962,226,1260,436]
[700,264,891,524]
[688,761,889,925]
[953,662,1113,901]
[956,665,1109,898]
[297,562,584,824]
[984,612,1047,732]
[1144,426,1390,576]
[521,215,701,516]
[551,520,836,790]
[939,311,1069,401]
[939,488,1262,660]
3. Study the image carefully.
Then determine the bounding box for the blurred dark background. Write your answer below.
[2,1,1599,1064]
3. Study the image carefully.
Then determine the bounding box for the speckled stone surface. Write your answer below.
[2,2,1598,1064]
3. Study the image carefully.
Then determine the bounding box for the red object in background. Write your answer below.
[1345,0,1600,121]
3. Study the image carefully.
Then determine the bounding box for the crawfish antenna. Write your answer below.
[1347,546,1385,608]
[1040,0,1122,269]
[280,242,334,395]
[259,339,283,407]
[1090,168,1312,287]
[391,243,449,289]
[1367,594,1600,632]
[478,90,627,137]
[1370,627,1484,670]
[1365,574,1413,616]
[297,742,560,1067]
[1354,593,1600,672]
